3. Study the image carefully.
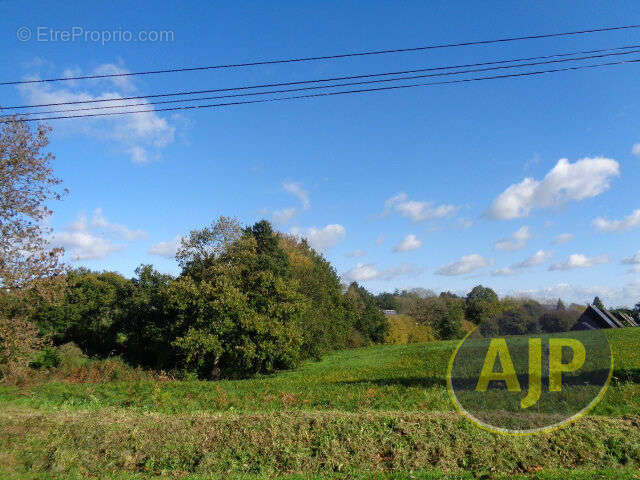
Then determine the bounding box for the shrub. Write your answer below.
[461,319,476,334]
[30,346,60,370]
[347,328,369,348]
[539,311,578,333]
[57,342,88,369]
[407,296,463,340]
[0,316,49,379]
[385,314,435,345]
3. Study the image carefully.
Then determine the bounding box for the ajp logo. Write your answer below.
[447,327,612,434]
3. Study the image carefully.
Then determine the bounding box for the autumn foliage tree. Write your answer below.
[0,119,66,291]
[0,119,65,378]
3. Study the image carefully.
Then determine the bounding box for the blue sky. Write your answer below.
[1,1,640,306]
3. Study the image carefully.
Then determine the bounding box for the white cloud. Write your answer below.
[52,209,144,261]
[435,254,490,276]
[342,263,422,282]
[383,192,458,222]
[491,250,552,276]
[494,226,531,251]
[272,207,297,225]
[549,254,610,271]
[54,230,124,260]
[91,63,137,91]
[492,267,517,277]
[553,233,574,245]
[593,209,640,233]
[633,143,640,156]
[488,157,620,219]
[18,62,177,164]
[375,235,385,245]
[91,208,146,240]
[512,249,553,269]
[148,235,183,259]
[457,218,474,229]
[345,249,366,258]
[291,224,346,251]
[393,234,422,252]
[282,182,310,210]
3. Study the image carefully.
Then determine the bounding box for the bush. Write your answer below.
[344,282,389,344]
[0,316,49,379]
[407,296,463,340]
[57,342,88,369]
[30,346,60,370]
[385,314,435,345]
[539,311,578,333]
[461,319,476,334]
[347,328,369,348]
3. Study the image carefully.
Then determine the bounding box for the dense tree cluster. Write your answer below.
[1,218,390,379]
[375,286,589,338]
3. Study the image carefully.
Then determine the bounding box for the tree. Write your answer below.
[556,299,566,311]
[376,292,399,310]
[115,265,176,369]
[539,311,577,333]
[0,119,66,291]
[440,291,460,299]
[170,221,305,378]
[280,234,351,358]
[176,216,242,280]
[467,285,499,303]
[465,286,500,326]
[28,269,131,356]
[344,282,389,344]
[0,316,49,378]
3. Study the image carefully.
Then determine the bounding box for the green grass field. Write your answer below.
[1,328,639,479]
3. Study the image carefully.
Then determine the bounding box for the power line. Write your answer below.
[6,46,640,117]
[4,43,640,112]
[4,57,638,123]
[2,23,640,86]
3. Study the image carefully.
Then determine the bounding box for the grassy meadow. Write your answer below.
[1,328,639,479]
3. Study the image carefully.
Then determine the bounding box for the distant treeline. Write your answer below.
[1,218,388,379]
[374,286,640,338]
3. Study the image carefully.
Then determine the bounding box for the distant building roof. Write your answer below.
[615,311,639,327]
[383,309,398,316]
[572,304,620,330]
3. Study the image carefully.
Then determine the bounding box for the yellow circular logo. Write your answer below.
[447,327,613,435]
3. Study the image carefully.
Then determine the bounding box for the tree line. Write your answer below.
[375,286,640,338]
[1,217,390,379]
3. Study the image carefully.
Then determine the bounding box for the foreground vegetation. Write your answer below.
[2,328,638,415]
[1,329,639,478]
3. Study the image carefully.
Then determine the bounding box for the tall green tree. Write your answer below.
[465,285,500,326]
[280,234,351,358]
[170,220,305,378]
[344,282,389,344]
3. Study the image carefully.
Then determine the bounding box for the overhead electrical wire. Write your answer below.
[3,57,638,123]
[3,43,640,115]
[1,23,639,86]
[4,46,640,117]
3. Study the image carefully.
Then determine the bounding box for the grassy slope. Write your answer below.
[1,328,639,478]
[1,328,638,414]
